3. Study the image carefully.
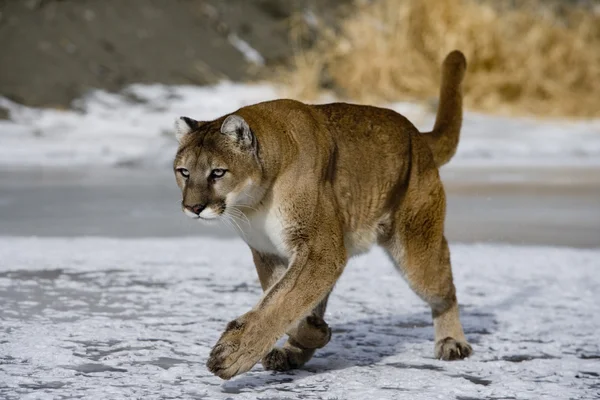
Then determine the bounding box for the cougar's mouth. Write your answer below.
[181,204,223,221]
[197,207,222,221]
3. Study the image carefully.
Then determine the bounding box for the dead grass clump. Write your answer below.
[285,0,600,118]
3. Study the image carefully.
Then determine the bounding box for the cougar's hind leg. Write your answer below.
[251,250,332,371]
[379,168,472,360]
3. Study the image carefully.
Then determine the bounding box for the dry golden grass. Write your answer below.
[284,0,600,118]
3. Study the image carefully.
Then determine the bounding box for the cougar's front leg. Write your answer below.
[252,251,333,371]
[207,222,346,379]
[252,250,332,361]
[251,250,287,291]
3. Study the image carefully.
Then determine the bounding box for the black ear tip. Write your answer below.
[180,116,198,129]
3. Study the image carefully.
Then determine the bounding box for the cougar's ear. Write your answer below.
[174,116,200,142]
[220,114,255,149]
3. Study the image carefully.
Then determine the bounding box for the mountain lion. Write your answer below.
[173,50,472,380]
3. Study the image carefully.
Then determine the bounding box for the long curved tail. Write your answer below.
[422,50,467,167]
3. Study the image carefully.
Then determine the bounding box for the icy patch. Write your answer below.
[1,83,600,167]
[0,237,598,399]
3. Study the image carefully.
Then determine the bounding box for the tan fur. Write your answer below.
[173,50,471,379]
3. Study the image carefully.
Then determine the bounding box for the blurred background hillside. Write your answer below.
[1,0,599,116]
[0,0,350,109]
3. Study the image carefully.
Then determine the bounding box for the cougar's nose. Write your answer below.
[185,203,205,215]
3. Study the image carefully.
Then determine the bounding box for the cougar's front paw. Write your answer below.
[206,313,275,380]
[435,337,473,360]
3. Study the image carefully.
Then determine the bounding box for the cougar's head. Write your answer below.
[173,114,262,223]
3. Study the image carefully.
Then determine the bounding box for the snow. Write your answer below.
[1,83,599,168]
[1,237,599,399]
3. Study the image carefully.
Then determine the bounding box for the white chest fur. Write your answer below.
[234,206,288,258]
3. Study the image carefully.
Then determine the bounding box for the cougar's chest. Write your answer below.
[237,206,288,258]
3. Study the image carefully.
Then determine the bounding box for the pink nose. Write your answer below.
[185,204,205,215]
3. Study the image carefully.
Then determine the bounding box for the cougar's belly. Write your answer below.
[344,226,380,256]
[343,211,391,257]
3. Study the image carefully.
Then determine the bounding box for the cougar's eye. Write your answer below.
[177,168,189,178]
[210,169,226,179]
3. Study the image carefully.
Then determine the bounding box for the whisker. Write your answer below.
[228,204,249,218]
[225,212,247,240]
[228,207,251,226]
[234,204,259,212]
[242,192,257,201]
[230,220,246,240]
[231,210,250,226]
[222,216,237,235]
[223,214,239,235]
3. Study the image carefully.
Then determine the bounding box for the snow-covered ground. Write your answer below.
[1,237,599,399]
[1,83,600,168]
[1,82,599,399]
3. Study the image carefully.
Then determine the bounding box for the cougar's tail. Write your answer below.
[422,50,467,167]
